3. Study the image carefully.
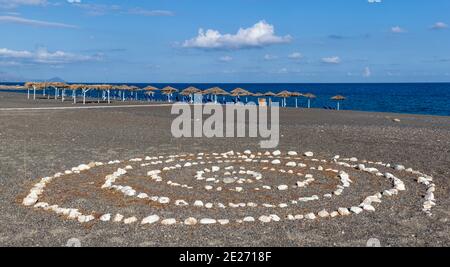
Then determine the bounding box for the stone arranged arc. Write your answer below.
[22,150,437,226]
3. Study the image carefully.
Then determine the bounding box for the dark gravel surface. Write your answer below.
[0,92,449,247]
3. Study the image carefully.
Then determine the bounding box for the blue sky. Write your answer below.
[0,0,449,83]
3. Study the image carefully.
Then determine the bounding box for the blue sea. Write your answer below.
[2,82,450,116]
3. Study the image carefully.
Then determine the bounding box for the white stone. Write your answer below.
[304,152,314,157]
[137,193,149,199]
[304,213,316,220]
[114,214,124,222]
[161,218,177,225]
[278,185,289,191]
[271,159,281,165]
[218,219,230,225]
[194,200,204,207]
[362,204,375,212]
[338,208,351,216]
[175,200,189,206]
[330,211,339,218]
[259,215,271,223]
[158,197,170,204]
[318,210,329,218]
[243,216,255,222]
[288,151,298,156]
[184,217,198,225]
[269,214,281,222]
[141,215,160,225]
[350,207,363,214]
[200,218,217,224]
[212,166,220,172]
[124,217,138,224]
[272,150,281,156]
[286,162,297,167]
[100,214,111,222]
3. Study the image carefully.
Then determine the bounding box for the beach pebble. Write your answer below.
[338,208,351,216]
[286,162,297,167]
[394,165,405,171]
[278,185,289,191]
[158,197,170,204]
[194,200,204,207]
[272,150,281,156]
[100,214,111,222]
[318,210,329,218]
[350,207,363,214]
[200,218,217,225]
[330,211,339,218]
[259,216,271,223]
[304,152,314,157]
[218,219,230,225]
[362,204,376,212]
[184,217,198,225]
[141,215,160,225]
[124,217,138,224]
[114,214,124,222]
[161,218,177,225]
[288,151,298,156]
[305,213,317,220]
[271,159,281,165]
[243,216,255,222]
[223,177,235,184]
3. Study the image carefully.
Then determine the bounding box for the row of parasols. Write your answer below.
[11,82,347,110]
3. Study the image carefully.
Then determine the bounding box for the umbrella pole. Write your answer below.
[308,99,311,109]
[62,89,65,102]
[108,90,111,104]
[295,98,298,108]
[27,88,30,99]
[43,88,46,96]
[73,90,76,104]
[83,90,86,105]
[33,86,36,100]
[122,91,125,102]
[337,102,340,111]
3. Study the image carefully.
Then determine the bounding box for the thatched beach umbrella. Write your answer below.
[290,92,302,108]
[50,82,70,102]
[231,88,252,103]
[277,90,292,107]
[24,82,36,100]
[144,86,159,102]
[161,86,178,102]
[204,87,229,103]
[331,95,346,110]
[181,86,202,103]
[303,93,317,109]
[263,91,277,106]
[69,84,87,104]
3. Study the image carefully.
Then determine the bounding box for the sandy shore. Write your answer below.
[0,92,449,247]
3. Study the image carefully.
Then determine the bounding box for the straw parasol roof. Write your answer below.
[290,92,302,97]
[182,86,202,95]
[231,88,252,96]
[277,90,293,98]
[161,86,178,95]
[0,85,26,90]
[69,84,88,90]
[303,93,317,99]
[331,95,346,101]
[144,85,159,92]
[264,91,277,97]
[88,84,113,90]
[252,93,264,97]
[204,87,229,96]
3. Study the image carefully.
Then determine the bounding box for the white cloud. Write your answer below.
[182,20,292,50]
[264,54,278,60]
[0,47,99,64]
[288,52,303,60]
[219,55,233,62]
[0,15,77,28]
[322,56,341,64]
[128,8,174,16]
[0,0,47,9]
[67,0,81,3]
[431,22,448,30]
[391,26,406,33]
[368,0,382,3]
[363,67,371,77]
